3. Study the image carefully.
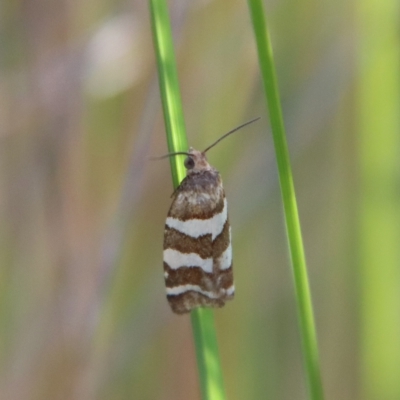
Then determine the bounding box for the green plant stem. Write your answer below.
[149,0,187,184]
[247,1,324,399]
[149,1,226,399]
[191,309,226,399]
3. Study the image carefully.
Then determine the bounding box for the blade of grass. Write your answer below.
[149,0,187,184]
[247,1,324,399]
[149,1,226,399]
[191,309,226,399]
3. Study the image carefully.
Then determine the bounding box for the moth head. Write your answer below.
[151,148,211,175]
[152,117,260,174]
[184,148,212,174]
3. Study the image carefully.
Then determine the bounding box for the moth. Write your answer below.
[160,118,260,314]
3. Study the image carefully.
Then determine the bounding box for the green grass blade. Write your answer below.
[191,309,226,400]
[247,1,325,399]
[149,1,226,399]
[149,0,187,185]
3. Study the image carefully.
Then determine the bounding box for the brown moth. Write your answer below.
[161,118,260,314]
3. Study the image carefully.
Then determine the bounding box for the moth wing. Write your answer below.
[163,187,219,314]
[212,195,234,301]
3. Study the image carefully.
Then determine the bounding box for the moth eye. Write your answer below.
[184,157,195,169]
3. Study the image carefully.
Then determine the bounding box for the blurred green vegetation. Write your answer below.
[0,1,398,400]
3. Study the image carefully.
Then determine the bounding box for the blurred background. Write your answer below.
[0,0,399,399]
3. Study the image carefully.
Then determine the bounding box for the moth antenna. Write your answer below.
[150,151,190,161]
[202,117,261,154]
